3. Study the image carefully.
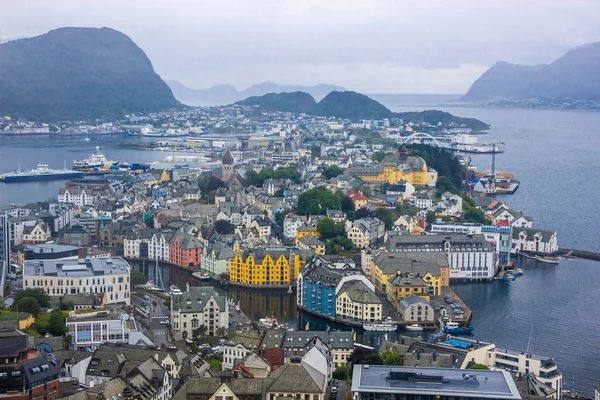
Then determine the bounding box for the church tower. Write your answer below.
[222,149,235,182]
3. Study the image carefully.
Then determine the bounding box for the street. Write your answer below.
[131,291,171,347]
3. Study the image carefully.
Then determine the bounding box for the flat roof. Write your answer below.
[351,365,521,399]
[23,257,130,278]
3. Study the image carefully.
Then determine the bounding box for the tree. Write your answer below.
[216,326,228,338]
[375,208,400,230]
[16,297,40,317]
[131,270,148,286]
[47,308,67,336]
[322,165,344,179]
[198,324,208,337]
[14,289,50,308]
[470,364,490,370]
[297,187,342,216]
[214,220,235,234]
[355,207,372,219]
[333,364,350,380]
[436,176,458,194]
[381,351,403,366]
[60,300,75,311]
[364,353,384,365]
[310,144,321,159]
[317,218,336,239]
[426,211,437,227]
[342,196,355,213]
[371,151,386,162]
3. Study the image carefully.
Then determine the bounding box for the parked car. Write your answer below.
[144,294,150,300]
[160,320,169,325]
[152,300,158,306]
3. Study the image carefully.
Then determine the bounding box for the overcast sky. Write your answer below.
[2,0,599,93]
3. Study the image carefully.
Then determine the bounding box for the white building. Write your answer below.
[283,213,308,240]
[511,227,559,255]
[58,188,94,207]
[222,330,263,371]
[149,232,171,261]
[23,257,131,304]
[398,296,434,323]
[171,285,228,340]
[200,242,236,278]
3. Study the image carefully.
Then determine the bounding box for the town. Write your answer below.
[0,104,570,400]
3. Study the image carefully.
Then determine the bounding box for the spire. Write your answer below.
[222,149,234,165]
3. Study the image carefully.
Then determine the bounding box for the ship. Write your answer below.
[73,146,115,170]
[443,321,474,334]
[0,163,84,182]
[363,318,398,332]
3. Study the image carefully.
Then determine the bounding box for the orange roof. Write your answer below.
[346,190,368,201]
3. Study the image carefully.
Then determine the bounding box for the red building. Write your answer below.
[169,232,203,267]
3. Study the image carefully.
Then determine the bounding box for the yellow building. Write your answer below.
[297,235,326,255]
[229,247,314,287]
[18,313,35,330]
[370,251,449,294]
[349,153,434,187]
[294,224,319,241]
[336,281,383,322]
[386,273,431,312]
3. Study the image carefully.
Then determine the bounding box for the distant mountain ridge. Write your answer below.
[166,80,345,106]
[237,91,490,130]
[464,42,600,102]
[0,27,180,120]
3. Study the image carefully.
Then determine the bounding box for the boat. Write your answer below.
[363,320,398,332]
[0,162,84,182]
[170,285,183,296]
[405,324,424,331]
[73,146,114,170]
[258,316,287,329]
[198,272,210,280]
[535,256,560,264]
[83,137,91,142]
[515,268,524,276]
[443,321,474,334]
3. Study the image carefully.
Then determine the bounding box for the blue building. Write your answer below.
[297,256,340,318]
[482,223,512,266]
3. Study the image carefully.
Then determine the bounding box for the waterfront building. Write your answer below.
[386,234,496,280]
[22,257,131,305]
[370,250,449,293]
[398,296,434,323]
[386,273,430,311]
[229,247,313,287]
[223,330,263,370]
[58,188,94,206]
[336,280,382,322]
[149,232,172,261]
[283,331,354,369]
[66,310,153,350]
[351,365,521,400]
[170,285,228,340]
[511,227,559,255]
[348,152,437,187]
[169,231,203,267]
[200,241,236,278]
[0,329,61,400]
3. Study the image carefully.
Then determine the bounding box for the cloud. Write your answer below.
[1,0,599,93]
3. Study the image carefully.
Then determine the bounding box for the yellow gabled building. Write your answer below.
[294,224,319,242]
[349,152,435,187]
[229,247,315,287]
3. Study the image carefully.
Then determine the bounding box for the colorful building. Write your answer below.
[294,224,319,242]
[229,247,314,287]
[386,273,431,312]
[348,152,436,187]
[169,232,203,268]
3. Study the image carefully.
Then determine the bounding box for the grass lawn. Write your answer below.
[207,358,222,370]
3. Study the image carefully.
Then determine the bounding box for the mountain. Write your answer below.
[166,80,345,106]
[464,43,600,102]
[0,27,180,120]
[237,92,317,114]
[317,91,393,119]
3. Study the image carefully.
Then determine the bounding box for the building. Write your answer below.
[283,330,354,370]
[0,329,61,400]
[347,224,370,248]
[398,296,435,323]
[295,224,319,242]
[22,257,131,305]
[21,222,50,245]
[336,280,383,322]
[171,286,228,340]
[345,190,369,209]
[297,235,326,255]
[386,273,430,311]
[229,247,313,287]
[352,217,385,245]
[386,234,496,281]
[63,224,92,246]
[283,213,308,240]
[21,244,80,263]
[169,232,203,268]
[200,241,236,278]
[58,188,94,207]
[66,310,153,350]
[258,330,287,369]
[511,227,559,255]
[149,232,172,261]
[348,152,436,187]
[0,215,10,298]
[222,330,263,370]
[351,365,521,400]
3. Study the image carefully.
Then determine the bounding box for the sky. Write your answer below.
[2,0,600,94]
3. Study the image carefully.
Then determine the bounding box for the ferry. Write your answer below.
[258,316,287,330]
[170,285,183,296]
[0,163,84,182]
[363,318,398,332]
[405,324,424,331]
[192,272,211,281]
[73,146,115,170]
[443,321,474,334]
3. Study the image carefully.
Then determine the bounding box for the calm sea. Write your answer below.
[2,98,600,394]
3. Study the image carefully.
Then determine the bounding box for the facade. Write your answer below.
[283,213,308,240]
[171,286,228,339]
[0,215,9,298]
[398,296,435,323]
[169,232,203,267]
[200,241,236,278]
[22,257,131,305]
[295,224,319,242]
[353,217,385,245]
[222,330,263,370]
[511,227,559,255]
[63,224,92,246]
[21,223,50,245]
[58,188,94,207]
[283,331,354,370]
[297,234,326,255]
[149,232,171,261]
[386,273,430,311]
[351,365,521,400]
[347,224,370,248]
[349,153,435,186]
[336,280,382,322]
[229,247,313,287]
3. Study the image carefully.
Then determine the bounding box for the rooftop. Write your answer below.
[23,257,130,278]
[351,365,521,399]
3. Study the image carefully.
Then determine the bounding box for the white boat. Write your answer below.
[73,146,114,169]
[535,256,560,265]
[258,316,287,329]
[83,137,91,142]
[363,321,398,332]
[405,324,424,331]
[170,285,183,296]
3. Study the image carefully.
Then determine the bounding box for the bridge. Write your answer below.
[397,132,445,146]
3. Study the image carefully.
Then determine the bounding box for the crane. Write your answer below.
[489,139,505,195]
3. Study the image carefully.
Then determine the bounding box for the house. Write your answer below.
[283,213,308,240]
[399,296,435,323]
[170,285,229,340]
[58,188,94,206]
[282,330,354,370]
[511,227,559,255]
[387,273,430,311]
[412,192,433,209]
[169,231,203,267]
[352,217,385,245]
[200,241,236,278]
[386,180,415,199]
[336,280,383,322]
[297,235,325,255]
[222,330,263,370]
[250,217,272,239]
[22,222,50,245]
[295,224,319,242]
[326,209,346,223]
[347,224,369,248]
[345,190,368,209]
[63,224,92,246]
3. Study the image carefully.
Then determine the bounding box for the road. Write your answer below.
[131,291,171,347]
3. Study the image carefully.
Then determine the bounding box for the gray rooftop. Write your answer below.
[352,365,521,399]
[23,257,130,278]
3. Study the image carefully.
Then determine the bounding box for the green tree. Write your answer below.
[297,187,342,216]
[375,208,400,230]
[470,364,490,370]
[274,210,290,227]
[371,151,386,162]
[322,165,344,179]
[333,364,350,380]
[214,220,235,234]
[426,211,437,227]
[60,300,75,311]
[131,270,148,286]
[381,351,403,366]
[355,208,372,219]
[364,353,384,365]
[47,308,67,336]
[15,289,50,308]
[16,297,41,317]
[317,218,336,239]
[436,176,458,194]
[216,326,228,338]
